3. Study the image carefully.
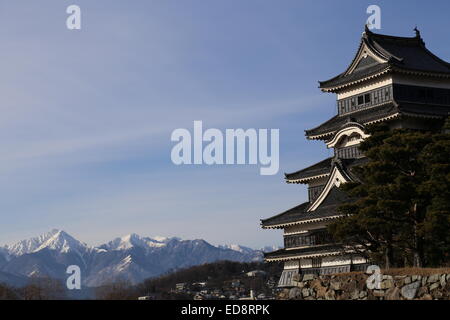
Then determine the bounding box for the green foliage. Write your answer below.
[328,119,450,268]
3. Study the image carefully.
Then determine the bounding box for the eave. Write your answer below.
[264,245,345,262]
[320,67,392,93]
[286,173,330,184]
[284,157,333,184]
[261,215,342,230]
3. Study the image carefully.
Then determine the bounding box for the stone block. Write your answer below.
[301,288,310,297]
[288,288,301,300]
[350,290,360,300]
[431,289,443,299]
[401,281,420,300]
[315,286,327,299]
[330,280,341,291]
[337,292,349,300]
[427,274,440,283]
[279,289,291,300]
[380,279,394,289]
[310,279,323,290]
[416,286,428,298]
[440,274,447,287]
[429,282,440,291]
[422,276,428,286]
[342,280,357,292]
[302,274,315,281]
[373,290,385,297]
[325,290,336,300]
[385,287,400,300]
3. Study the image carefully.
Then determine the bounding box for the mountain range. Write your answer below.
[0,229,270,287]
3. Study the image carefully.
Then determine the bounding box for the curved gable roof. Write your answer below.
[319,27,450,91]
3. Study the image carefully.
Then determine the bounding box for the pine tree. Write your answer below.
[328,119,450,268]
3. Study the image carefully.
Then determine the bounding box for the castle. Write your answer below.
[261,26,450,287]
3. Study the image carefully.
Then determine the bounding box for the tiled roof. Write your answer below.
[306,102,398,138]
[320,63,390,90]
[305,101,450,138]
[264,244,342,260]
[261,187,349,228]
[320,27,450,90]
[285,157,333,182]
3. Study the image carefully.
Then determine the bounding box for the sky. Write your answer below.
[0,0,449,248]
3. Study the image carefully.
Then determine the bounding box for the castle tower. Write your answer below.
[261,26,450,287]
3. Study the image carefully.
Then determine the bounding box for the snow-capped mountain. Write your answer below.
[218,244,259,255]
[0,230,263,287]
[100,233,175,251]
[5,229,89,257]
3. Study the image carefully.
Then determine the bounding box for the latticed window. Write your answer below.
[284,230,333,249]
[335,145,363,159]
[337,85,392,115]
[312,258,322,268]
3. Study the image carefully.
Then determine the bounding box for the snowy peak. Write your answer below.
[101,233,173,251]
[5,229,88,256]
[218,244,257,254]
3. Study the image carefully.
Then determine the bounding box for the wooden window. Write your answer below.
[338,85,395,116]
[385,87,391,99]
[357,95,364,105]
[312,258,322,268]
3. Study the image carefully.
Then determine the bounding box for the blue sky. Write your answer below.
[0,0,449,248]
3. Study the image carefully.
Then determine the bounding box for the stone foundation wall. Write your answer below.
[278,273,450,300]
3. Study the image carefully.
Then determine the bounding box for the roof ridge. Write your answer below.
[364,25,422,43]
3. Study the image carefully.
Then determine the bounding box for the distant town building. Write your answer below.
[231,280,241,288]
[193,293,205,300]
[261,26,450,287]
[239,290,256,300]
[175,283,187,292]
[192,281,207,287]
[246,270,267,277]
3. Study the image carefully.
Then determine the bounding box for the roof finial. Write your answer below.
[363,23,372,37]
[414,26,421,38]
